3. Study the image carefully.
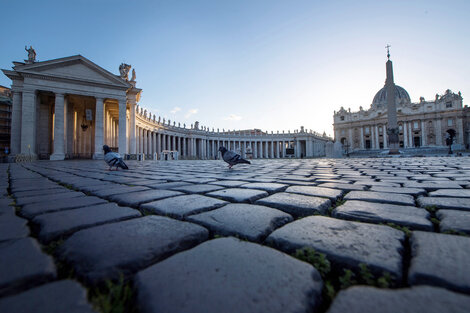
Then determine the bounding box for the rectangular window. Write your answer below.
[340,116,345,121]
[399,125,403,131]
[413,121,419,129]
[446,102,452,108]
[365,127,370,135]
[448,119,453,127]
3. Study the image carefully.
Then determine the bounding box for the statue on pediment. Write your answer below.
[25,46,36,63]
[163,118,165,124]
[183,123,186,128]
[158,116,161,122]
[131,69,136,82]
[119,63,131,81]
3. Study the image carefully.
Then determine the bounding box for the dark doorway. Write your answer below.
[365,140,371,149]
[414,136,421,147]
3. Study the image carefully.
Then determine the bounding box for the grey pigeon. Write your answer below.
[219,146,251,169]
[103,145,128,170]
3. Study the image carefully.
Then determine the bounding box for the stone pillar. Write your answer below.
[375,125,380,149]
[421,120,427,146]
[270,140,274,158]
[10,91,22,155]
[143,129,147,154]
[383,125,388,149]
[360,127,364,149]
[118,99,127,155]
[408,121,415,147]
[153,132,157,155]
[259,141,263,158]
[182,137,186,158]
[436,119,443,146]
[93,97,104,159]
[172,135,176,152]
[254,141,258,158]
[158,133,162,154]
[20,90,37,155]
[348,128,353,149]
[403,122,408,148]
[457,118,464,145]
[129,103,136,154]
[50,93,65,160]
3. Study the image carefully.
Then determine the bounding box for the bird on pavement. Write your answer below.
[103,145,129,170]
[218,146,251,169]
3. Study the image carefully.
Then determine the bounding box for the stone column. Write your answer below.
[93,97,104,159]
[20,90,37,155]
[10,91,22,155]
[375,125,380,149]
[421,120,427,146]
[118,99,127,155]
[383,125,388,149]
[153,132,157,155]
[402,122,407,148]
[129,103,136,154]
[182,137,186,158]
[142,129,147,154]
[270,140,274,158]
[348,128,353,149]
[51,93,65,160]
[457,118,464,145]
[360,127,364,149]
[436,119,443,146]
[157,133,162,154]
[172,135,176,152]
[254,141,258,158]
[259,141,263,158]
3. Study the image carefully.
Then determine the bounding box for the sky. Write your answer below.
[1,0,469,136]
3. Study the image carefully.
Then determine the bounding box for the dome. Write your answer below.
[372,85,411,108]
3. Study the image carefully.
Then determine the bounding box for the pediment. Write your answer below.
[14,55,130,88]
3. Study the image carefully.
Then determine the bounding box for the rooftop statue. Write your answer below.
[119,63,131,81]
[25,45,36,63]
[131,69,136,82]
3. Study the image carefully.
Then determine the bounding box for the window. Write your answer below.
[340,116,345,121]
[365,127,370,135]
[379,126,382,132]
[446,102,452,108]
[341,129,345,135]
[413,121,419,129]
[399,124,403,131]
[448,119,453,127]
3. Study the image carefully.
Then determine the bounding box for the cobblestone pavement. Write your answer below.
[1,157,470,312]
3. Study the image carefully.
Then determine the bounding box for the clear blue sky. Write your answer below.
[1,0,469,136]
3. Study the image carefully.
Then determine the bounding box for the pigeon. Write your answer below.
[218,146,251,169]
[103,145,128,170]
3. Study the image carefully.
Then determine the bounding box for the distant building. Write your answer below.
[0,85,12,160]
[333,57,468,152]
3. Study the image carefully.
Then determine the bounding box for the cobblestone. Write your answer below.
[3,157,470,310]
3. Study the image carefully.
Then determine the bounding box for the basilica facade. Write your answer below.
[2,52,329,161]
[333,60,469,152]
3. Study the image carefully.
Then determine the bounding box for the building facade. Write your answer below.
[2,53,329,161]
[333,59,468,152]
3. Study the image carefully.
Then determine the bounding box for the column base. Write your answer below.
[93,153,104,160]
[50,153,65,160]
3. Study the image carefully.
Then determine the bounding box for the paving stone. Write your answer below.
[404,181,463,191]
[0,198,14,215]
[33,203,141,243]
[90,185,150,198]
[369,186,426,196]
[59,216,208,284]
[409,231,470,293]
[15,190,85,206]
[170,184,224,194]
[0,238,56,296]
[327,285,470,313]
[141,194,227,219]
[208,180,249,187]
[13,187,71,198]
[316,182,367,191]
[146,181,192,189]
[0,280,97,313]
[266,216,404,280]
[107,189,182,207]
[417,196,470,211]
[343,191,415,206]
[187,203,293,242]
[256,192,330,217]
[333,200,432,230]
[437,209,470,235]
[206,188,268,203]
[429,189,470,198]
[285,186,344,201]
[20,196,108,219]
[238,183,288,194]
[135,237,323,313]
[0,214,29,241]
